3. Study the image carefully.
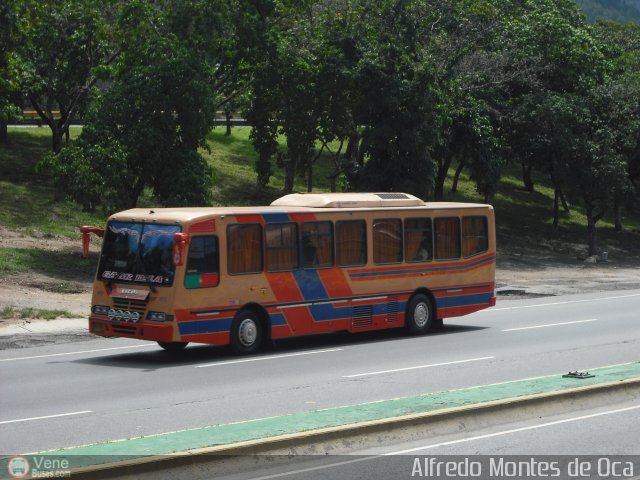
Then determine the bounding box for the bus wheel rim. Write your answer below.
[414,303,428,328]
[238,318,258,347]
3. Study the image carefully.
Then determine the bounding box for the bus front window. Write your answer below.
[98,222,181,285]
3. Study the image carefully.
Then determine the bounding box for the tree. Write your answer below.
[246,0,360,193]
[591,21,640,229]
[17,0,118,153]
[0,0,21,144]
[41,0,252,209]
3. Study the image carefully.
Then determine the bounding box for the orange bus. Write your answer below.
[81,192,496,354]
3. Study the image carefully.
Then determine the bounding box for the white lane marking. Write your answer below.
[245,404,640,480]
[485,293,640,312]
[194,348,343,368]
[0,344,155,362]
[388,403,640,454]
[0,410,93,425]
[502,318,598,332]
[342,356,494,378]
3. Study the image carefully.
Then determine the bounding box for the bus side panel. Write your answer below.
[347,252,496,321]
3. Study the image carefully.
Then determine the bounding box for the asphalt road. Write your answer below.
[1,289,639,455]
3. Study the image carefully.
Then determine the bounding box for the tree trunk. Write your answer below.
[614,198,623,232]
[225,112,232,136]
[559,188,570,213]
[52,130,63,154]
[451,160,465,193]
[0,119,8,144]
[434,157,452,201]
[584,202,604,258]
[283,159,296,193]
[522,161,534,192]
[552,188,560,230]
[586,215,598,257]
[307,164,313,192]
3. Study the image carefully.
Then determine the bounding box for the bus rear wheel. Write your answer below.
[158,341,189,352]
[406,294,433,335]
[231,310,263,354]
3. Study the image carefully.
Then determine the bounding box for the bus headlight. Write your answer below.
[147,311,167,322]
[92,305,110,316]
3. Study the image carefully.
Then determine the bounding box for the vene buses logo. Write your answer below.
[7,456,30,478]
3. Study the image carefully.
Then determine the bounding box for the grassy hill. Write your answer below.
[1,126,639,284]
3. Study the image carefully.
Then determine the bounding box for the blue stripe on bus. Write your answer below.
[349,255,496,279]
[292,269,329,301]
[309,303,351,322]
[179,319,232,335]
[262,212,291,223]
[436,292,493,309]
[270,313,287,326]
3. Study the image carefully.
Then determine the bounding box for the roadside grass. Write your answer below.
[0,306,78,321]
[0,247,97,282]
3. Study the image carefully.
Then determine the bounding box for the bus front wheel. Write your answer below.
[158,341,189,352]
[231,310,263,354]
[406,294,433,335]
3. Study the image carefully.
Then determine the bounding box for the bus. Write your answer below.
[81,192,496,354]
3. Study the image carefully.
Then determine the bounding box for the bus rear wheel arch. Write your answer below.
[230,309,265,354]
[405,293,434,335]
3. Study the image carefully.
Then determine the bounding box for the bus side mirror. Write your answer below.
[172,233,191,266]
[80,226,105,258]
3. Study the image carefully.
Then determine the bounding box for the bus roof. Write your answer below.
[107,193,492,225]
[271,192,426,208]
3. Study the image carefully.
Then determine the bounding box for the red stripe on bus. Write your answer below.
[189,219,215,233]
[235,215,265,224]
[289,213,318,223]
[266,272,305,303]
[317,268,353,298]
[181,332,230,344]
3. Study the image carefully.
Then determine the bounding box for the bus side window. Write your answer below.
[266,223,299,271]
[227,224,263,274]
[462,216,488,257]
[336,220,367,267]
[405,218,432,262]
[373,218,402,264]
[434,217,461,260]
[185,236,219,288]
[302,221,333,269]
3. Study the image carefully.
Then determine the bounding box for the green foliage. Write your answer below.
[4,0,640,256]
[37,138,130,212]
[16,0,117,152]
[0,0,22,141]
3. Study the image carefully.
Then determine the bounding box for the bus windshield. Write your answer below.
[97,222,181,285]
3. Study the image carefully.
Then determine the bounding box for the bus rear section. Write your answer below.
[82,192,496,354]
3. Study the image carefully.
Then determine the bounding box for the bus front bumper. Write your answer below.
[89,317,174,342]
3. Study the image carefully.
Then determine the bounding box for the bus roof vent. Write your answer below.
[375,193,411,200]
[271,192,426,208]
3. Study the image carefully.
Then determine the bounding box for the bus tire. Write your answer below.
[158,341,189,352]
[406,294,433,335]
[231,310,263,354]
